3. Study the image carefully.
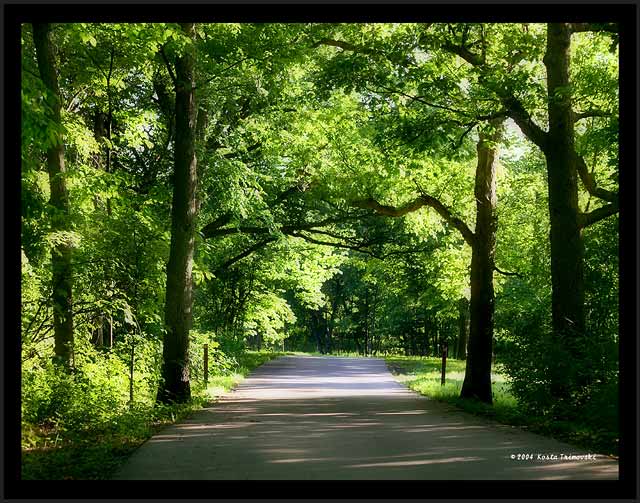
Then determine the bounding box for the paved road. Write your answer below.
[113,355,618,480]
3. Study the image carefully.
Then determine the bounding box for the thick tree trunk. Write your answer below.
[32,23,74,368]
[456,297,469,360]
[460,122,502,404]
[158,23,198,404]
[543,24,586,389]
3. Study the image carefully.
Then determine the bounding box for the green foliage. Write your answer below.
[21,21,619,475]
[21,349,283,479]
[387,355,617,456]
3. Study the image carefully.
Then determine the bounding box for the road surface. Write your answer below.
[113,355,618,480]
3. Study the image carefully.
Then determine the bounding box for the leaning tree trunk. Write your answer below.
[158,23,198,404]
[543,24,586,396]
[460,121,502,404]
[32,23,74,368]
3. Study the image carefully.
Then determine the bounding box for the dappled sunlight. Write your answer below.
[270,457,338,464]
[398,425,486,433]
[115,356,619,480]
[348,456,484,468]
[374,410,428,415]
[511,459,619,479]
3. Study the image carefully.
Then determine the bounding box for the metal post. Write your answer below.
[441,341,448,386]
[204,344,209,384]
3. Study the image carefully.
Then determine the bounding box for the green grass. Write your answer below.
[384,355,618,457]
[21,350,285,480]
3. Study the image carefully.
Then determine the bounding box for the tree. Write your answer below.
[354,122,502,402]
[422,22,619,400]
[541,24,618,394]
[32,23,74,368]
[158,23,199,404]
[460,121,502,401]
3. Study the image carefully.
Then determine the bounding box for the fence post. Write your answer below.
[440,341,448,386]
[204,344,209,384]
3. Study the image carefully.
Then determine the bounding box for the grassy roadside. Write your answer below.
[384,355,618,458]
[21,350,285,480]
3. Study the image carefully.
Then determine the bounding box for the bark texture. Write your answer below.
[543,24,586,364]
[460,122,501,404]
[158,23,198,404]
[33,23,74,367]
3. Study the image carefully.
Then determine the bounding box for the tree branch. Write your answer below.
[201,214,363,240]
[289,231,382,259]
[575,154,618,203]
[455,122,477,149]
[494,265,523,278]
[198,56,252,87]
[441,41,484,66]
[502,96,549,151]
[216,238,278,272]
[203,225,270,238]
[375,85,469,117]
[159,45,177,85]
[578,202,619,228]
[200,213,233,237]
[573,109,613,122]
[352,191,475,247]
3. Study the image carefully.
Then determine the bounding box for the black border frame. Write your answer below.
[2,2,638,501]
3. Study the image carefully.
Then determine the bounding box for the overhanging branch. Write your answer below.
[201,214,364,240]
[159,45,177,86]
[578,202,619,228]
[502,96,549,152]
[352,191,475,247]
[573,109,613,122]
[494,265,523,279]
[575,154,618,203]
[441,41,484,66]
[289,231,382,259]
[216,237,278,272]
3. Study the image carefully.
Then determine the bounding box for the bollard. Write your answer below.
[204,344,209,384]
[441,341,448,386]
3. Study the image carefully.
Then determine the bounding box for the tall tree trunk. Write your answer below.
[91,111,108,347]
[456,297,469,360]
[158,23,198,404]
[460,121,502,404]
[543,24,586,397]
[32,23,74,368]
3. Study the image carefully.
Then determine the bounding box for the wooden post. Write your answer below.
[129,337,135,407]
[441,341,448,386]
[203,344,209,384]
